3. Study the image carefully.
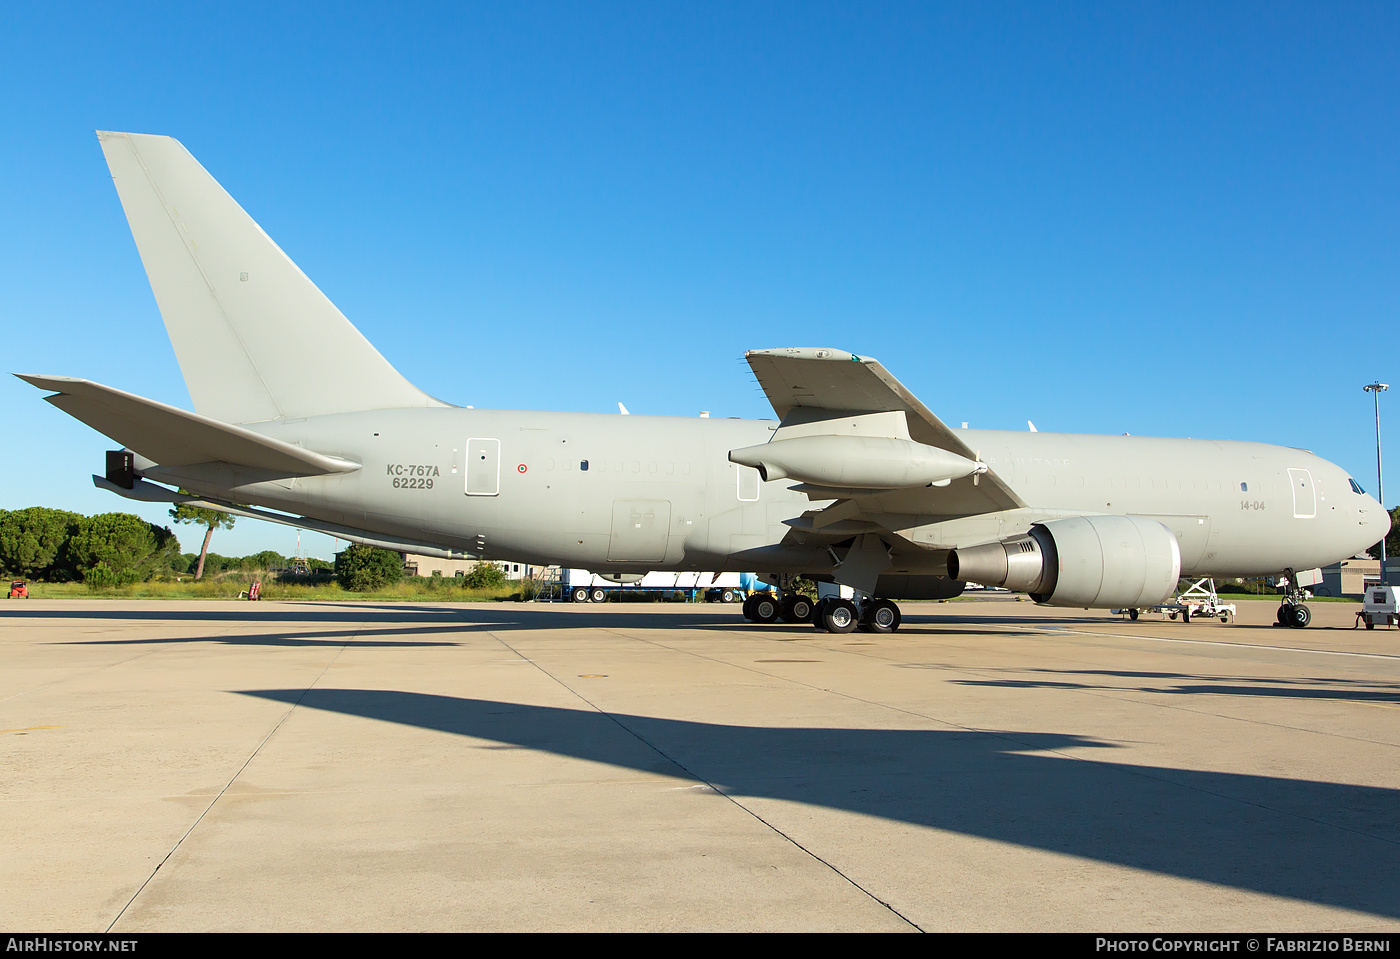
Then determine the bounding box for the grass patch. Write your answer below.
[10,575,521,602]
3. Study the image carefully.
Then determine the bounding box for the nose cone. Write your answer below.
[1361,495,1392,548]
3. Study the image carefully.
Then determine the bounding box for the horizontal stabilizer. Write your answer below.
[20,375,358,477]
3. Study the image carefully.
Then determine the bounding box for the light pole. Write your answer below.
[1365,382,1388,584]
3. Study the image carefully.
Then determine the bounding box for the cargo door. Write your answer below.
[466,437,500,496]
[608,499,671,562]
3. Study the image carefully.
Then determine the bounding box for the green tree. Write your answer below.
[0,507,84,580]
[335,545,403,591]
[67,513,179,585]
[245,549,286,571]
[169,500,236,579]
[1367,506,1400,564]
[463,563,507,589]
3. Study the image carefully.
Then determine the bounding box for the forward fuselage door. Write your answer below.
[1288,468,1316,519]
[466,437,501,496]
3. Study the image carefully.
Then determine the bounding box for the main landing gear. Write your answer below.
[742,588,902,633]
[742,591,815,624]
[812,596,901,633]
[1276,567,1312,629]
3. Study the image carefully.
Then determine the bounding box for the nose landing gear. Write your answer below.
[1277,567,1313,629]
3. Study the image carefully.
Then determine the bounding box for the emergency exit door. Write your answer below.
[466,438,500,496]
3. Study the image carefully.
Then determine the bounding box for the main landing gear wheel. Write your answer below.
[861,599,901,633]
[1127,608,1139,621]
[818,598,859,634]
[750,593,780,624]
[780,594,814,624]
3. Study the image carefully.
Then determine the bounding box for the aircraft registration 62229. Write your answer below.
[20,132,1392,633]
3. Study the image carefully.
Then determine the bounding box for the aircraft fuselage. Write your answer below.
[140,408,1386,581]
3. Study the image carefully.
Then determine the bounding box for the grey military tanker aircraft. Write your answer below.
[20,132,1392,632]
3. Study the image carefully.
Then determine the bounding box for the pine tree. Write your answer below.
[169,501,236,579]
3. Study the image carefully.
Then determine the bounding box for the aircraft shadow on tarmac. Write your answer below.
[11,602,1133,636]
[8,602,1074,648]
[242,687,1400,919]
[955,668,1400,706]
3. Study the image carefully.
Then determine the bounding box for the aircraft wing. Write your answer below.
[17,375,359,477]
[744,348,1024,516]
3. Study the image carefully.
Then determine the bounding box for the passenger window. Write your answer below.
[1240,482,1247,492]
[580,460,589,471]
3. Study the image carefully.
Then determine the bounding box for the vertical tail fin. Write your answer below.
[97,131,447,424]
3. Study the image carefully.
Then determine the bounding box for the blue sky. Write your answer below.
[1,2,1396,558]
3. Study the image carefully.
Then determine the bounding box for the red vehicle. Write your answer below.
[9,581,29,599]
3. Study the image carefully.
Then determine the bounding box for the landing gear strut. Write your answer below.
[740,579,903,634]
[779,593,814,624]
[815,597,859,633]
[812,594,903,633]
[743,593,780,623]
[1276,567,1312,629]
[743,575,813,625]
[860,599,901,633]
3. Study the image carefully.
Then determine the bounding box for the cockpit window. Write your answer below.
[1349,478,1366,494]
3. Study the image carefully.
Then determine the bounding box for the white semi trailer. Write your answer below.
[559,569,757,603]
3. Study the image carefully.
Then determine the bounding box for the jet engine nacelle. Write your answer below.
[947,515,1181,608]
[728,435,980,489]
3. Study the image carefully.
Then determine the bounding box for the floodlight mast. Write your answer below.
[1365,382,1389,584]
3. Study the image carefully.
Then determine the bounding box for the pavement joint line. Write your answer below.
[484,626,924,932]
[0,625,188,707]
[901,634,1400,752]
[956,623,1400,749]
[1001,622,1400,662]
[104,618,364,933]
[824,616,1400,746]
[594,619,1400,753]
[586,623,1400,856]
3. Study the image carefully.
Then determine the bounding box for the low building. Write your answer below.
[1319,557,1381,599]
[402,554,533,580]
